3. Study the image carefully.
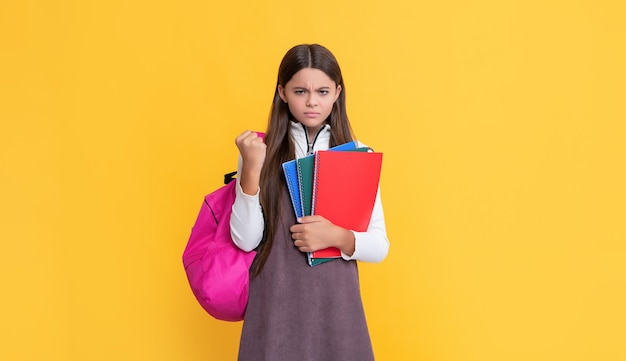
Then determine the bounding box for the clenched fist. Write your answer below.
[235,130,266,195]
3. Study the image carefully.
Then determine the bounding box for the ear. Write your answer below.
[334,85,342,102]
[277,85,287,103]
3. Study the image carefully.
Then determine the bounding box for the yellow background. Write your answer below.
[1,0,625,360]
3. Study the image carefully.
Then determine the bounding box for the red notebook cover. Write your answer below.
[310,150,383,259]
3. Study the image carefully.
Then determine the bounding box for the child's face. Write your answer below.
[278,68,342,136]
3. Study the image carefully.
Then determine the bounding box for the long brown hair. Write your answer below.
[250,44,355,276]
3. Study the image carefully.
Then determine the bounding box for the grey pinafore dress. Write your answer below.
[237,189,375,361]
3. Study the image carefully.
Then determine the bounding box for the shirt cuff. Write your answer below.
[341,231,358,260]
[341,230,388,263]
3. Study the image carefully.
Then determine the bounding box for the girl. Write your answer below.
[230,44,389,361]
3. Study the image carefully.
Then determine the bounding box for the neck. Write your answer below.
[306,127,322,141]
[302,124,325,155]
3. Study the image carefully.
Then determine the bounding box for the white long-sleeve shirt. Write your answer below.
[229,121,389,263]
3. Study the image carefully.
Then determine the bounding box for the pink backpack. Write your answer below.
[182,173,257,321]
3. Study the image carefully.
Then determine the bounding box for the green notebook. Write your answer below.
[296,156,316,216]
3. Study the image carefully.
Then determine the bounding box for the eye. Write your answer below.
[319,90,329,95]
[294,89,305,95]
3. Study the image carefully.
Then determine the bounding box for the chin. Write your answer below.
[298,119,325,128]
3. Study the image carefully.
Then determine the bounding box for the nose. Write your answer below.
[306,93,318,107]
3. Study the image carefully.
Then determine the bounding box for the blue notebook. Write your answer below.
[282,160,304,218]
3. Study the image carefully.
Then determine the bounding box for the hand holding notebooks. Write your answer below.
[309,150,383,263]
[282,142,382,266]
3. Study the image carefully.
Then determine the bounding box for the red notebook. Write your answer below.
[310,150,383,259]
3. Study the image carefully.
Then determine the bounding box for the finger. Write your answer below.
[250,136,266,146]
[235,130,252,146]
[237,132,266,154]
[297,216,320,224]
[246,134,267,149]
[293,240,309,253]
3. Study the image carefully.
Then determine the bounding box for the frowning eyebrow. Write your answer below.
[292,86,332,90]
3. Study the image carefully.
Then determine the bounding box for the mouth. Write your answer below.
[304,112,320,117]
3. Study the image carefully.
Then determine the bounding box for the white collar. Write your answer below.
[290,121,331,158]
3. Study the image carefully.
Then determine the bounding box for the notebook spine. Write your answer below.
[308,153,319,266]
[311,151,321,215]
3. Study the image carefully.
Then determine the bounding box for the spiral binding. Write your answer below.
[296,159,307,216]
[311,152,322,215]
